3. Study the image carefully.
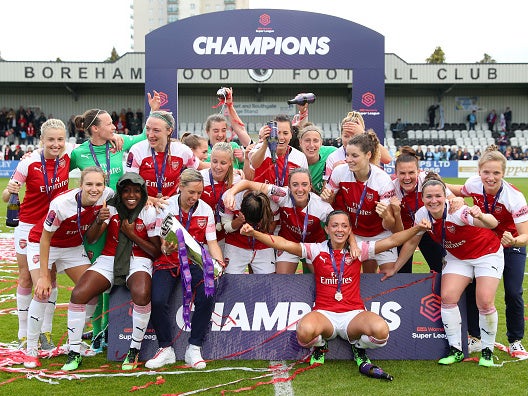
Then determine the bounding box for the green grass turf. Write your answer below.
[0,177,527,395]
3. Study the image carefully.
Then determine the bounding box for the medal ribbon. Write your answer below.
[328,240,347,298]
[289,193,309,242]
[88,141,111,186]
[400,185,420,222]
[209,170,226,225]
[274,149,289,187]
[354,167,372,228]
[40,152,60,201]
[482,184,503,214]
[428,204,447,258]
[151,144,169,197]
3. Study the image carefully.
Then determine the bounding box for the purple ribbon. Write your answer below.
[201,244,215,297]
[177,229,193,330]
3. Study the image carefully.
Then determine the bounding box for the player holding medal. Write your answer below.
[240,210,430,370]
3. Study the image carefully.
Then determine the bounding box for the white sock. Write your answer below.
[355,334,388,349]
[479,308,498,351]
[67,302,86,353]
[27,298,47,350]
[16,286,32,340]
[441,303,462,350]
[130,303,151,350]
[41,286,58,334]
[85,297,98,326]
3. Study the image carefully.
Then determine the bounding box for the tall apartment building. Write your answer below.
[132,0,249,52]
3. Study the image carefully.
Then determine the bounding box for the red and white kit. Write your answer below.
[251,144,308,185]
[126,140,200,197]
[327,164,396,237]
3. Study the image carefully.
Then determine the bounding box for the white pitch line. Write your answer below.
[270,360,294,396]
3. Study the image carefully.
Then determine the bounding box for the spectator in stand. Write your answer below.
[110,111,119,124]
[497,131,508,153]
[416,146,425,160]
[459,148,472,160]
[424,147,434,161]
[13,145,24,160]
[0,109,7,131]
[504,107,512,132]
[439,147,448,161]
[128,112,142,135]
[67,116,76,139]
[136,108,143,125]
[392,118,405,137]
[16,113,27,135]
[467,110,477,131]
[35,112,47,132]
[472,149,482,160]
[6,128,16,146]
[433,147,441,161]
[512,147,522,160]
[3,144,14,160]
[6,108,16,128]
[26,122,36,145]
[428,104,438,128]
[125,107,135,129]
[486,110,497,132]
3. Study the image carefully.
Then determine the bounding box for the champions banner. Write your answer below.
[145,9,385,139]
[108,273,467,361]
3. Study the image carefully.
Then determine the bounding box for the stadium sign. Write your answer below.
[145,9,385,138]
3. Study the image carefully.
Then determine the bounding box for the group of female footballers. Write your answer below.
[4,89,527,375]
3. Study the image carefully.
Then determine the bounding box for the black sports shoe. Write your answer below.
[351,344,371,367]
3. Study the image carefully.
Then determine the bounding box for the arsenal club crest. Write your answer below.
[447,225,456,234]
[366,192,374,202]
[19,239,27,249]
[32,254,40,264]
[135,223,145,232]
[171,160,181,170]
[197,218,207,229]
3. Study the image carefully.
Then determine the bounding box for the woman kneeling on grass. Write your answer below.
[61,173,160,371]
[239,210,430,374]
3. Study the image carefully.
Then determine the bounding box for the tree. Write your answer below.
[477,53,496,63]
[106,47,120,62]
[426,47,446,64]
[56,57,62,62]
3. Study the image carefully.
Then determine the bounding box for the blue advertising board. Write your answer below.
[108,273,467,362]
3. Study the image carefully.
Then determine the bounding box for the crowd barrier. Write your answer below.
[108,273,468,362]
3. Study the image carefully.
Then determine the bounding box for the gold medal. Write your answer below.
[335,291,343,301]
[441,257,447,269]
[157,193,163,198]
[216,223,222,232]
